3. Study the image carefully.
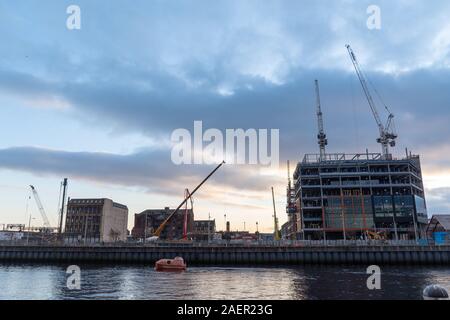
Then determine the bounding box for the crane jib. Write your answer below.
[345,44,397,158]
[153,161,225,237]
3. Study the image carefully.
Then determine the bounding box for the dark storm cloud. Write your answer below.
[2,61,450,160]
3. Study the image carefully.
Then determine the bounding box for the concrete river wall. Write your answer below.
[0,245,449,265]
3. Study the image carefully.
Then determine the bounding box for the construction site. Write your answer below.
[0,44,449,252]
[284,45,432,242]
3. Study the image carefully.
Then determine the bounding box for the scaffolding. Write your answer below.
[293,152,428,240]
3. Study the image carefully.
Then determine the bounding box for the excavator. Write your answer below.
[151,161,225,240]
[365,230,388,240]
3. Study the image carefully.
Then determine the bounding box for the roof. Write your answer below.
[68,198,128,209]
[427,215,450,232]
[136,208,193,217]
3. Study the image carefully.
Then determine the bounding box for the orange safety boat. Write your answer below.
[155,256,187,272]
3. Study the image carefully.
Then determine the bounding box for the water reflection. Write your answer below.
[1,264,449,300]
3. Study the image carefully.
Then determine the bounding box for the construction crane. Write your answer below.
[29,185,51,228]
[286,160,296,214]
[153,161,225,238]
[314,80,328,160]
[286,160,297,239]
[346,44,397,159]
[271,187,281,241]
[58,178,68,235]
[287,160,291,188]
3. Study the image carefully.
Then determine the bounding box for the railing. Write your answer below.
[1,239,449,248]
[302,153,383,164]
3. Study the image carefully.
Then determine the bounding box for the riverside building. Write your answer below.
[293,152,428,240]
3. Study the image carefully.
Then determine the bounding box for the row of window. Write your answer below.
[70,199,104,204]
[67,206,102,215]
[321,195,426,220]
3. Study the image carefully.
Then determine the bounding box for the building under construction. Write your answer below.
[293,152,428,240]
[288,45,429,241]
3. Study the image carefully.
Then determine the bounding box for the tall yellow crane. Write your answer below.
[271,187,281,241]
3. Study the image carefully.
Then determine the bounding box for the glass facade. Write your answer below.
[393,195,414,217]
[324,197,342,229]
[373,196,394,218]
[414,195,427,219]
[324,195,374,229]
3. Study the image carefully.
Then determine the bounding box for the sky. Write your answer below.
[1,0,450,233]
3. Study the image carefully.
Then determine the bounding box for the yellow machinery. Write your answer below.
[366,230,387,240]
[271,187,281,241]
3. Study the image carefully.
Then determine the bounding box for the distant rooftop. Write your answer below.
[68,198,128,210]
[427,215,450,232]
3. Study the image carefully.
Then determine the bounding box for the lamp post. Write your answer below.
[84,215,93,245]
[341,209,346,242]
[208,212,211,244]
[256,222,259,241]
[144,213,148,244]
[392,214,399,241]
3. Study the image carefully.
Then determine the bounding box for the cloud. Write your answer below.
[2,61,450,158]
[425,187,450,214]
[2,0,450,217]
[0,146,285,201]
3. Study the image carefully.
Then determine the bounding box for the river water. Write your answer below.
[1,264,449,300]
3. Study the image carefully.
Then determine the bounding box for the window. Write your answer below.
[414,196,427,219]
[394,195,414,217]
[373,196,394,218]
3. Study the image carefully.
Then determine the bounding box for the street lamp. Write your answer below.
[84,215,89,244]
[208,212,211,244]
[256,222,259,241]
[144,213,148,244]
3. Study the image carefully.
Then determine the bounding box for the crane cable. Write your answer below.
[356,57,397,137]
[350,71,361,150]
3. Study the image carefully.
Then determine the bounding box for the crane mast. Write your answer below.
[182,188,194,240]
[314,80,328,160]
[287,160,291,189]
[271,186,281,241]
[345,44,397,158]
[29,185,51,228]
